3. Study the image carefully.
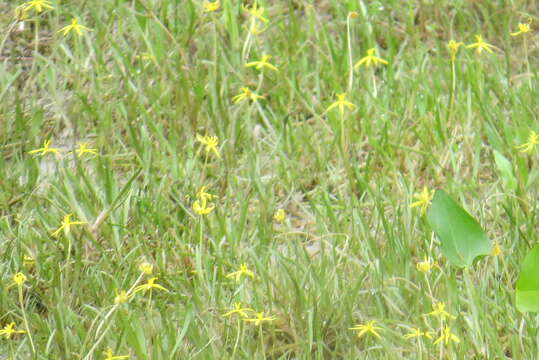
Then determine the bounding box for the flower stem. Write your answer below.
[18,286,36,355]
[523,36,531,89]
[447,58,457,123]
[346,13,354,92]
[372,71,378,98]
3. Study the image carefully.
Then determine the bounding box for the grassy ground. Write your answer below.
[0,0,538,359]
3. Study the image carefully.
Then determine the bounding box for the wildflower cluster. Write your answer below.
[5,0,536,356]
[28,140,97,158]
[222,303,276,325]
[221,263,276,326]
[15,1,91,37]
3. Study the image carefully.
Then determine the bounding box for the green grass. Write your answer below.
[0,0,538,358]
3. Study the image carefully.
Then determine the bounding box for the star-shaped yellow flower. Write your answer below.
[466,35,497,54]
[511,22,532,37]
[225,264,254,282]
[410,186,434,216]
[20,0,53,14]
[354,48,388,69]
[243,312,276,325]
[416,256,438,273]
[196,134,221,158]
[28,139,60,156]
[58,18,92,36]
[192,198,215,215]
[138,262,153,275]
[232,87,264,104]
[447,40,464,61]
[349,320,382,339]
[114,290,130,305]
[273,209,286,223]
[74,142,97,157]
[245,55,278,71]
[325,93,356,115]
[51,214,87,237]
[0,322,26,339]
[12,272,27,287]
[222,302,254,318]
[424,302,456,320]
[133,277,168,294]
[433,326,460,345]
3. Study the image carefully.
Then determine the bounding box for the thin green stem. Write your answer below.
[447,58,457,123]
[523,36,531,89]
[372,71,378,98]
[18,286,35,355]
[346,14,354,92]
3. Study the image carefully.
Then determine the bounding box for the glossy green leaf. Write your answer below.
[516,244,539,312]
[427,190,492,268]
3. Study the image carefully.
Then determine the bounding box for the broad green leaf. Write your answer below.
[493,150,517,191]
[516,244,539,312]
[427,190,492,268]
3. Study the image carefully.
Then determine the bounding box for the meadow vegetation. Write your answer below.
[0,0,538,358]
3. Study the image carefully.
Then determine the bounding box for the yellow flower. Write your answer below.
[354,48,388,69]
[0,322,26,339]
[51,214,87,237]
[197,186,215,203]
[28,139,60,156]
[516,131,539,153]
[203,0,220,12]
[326,93,356,115]
[133,277,168,294]
[232,87,264,104]
[273,209,286,223]
[491,242,502,257]
[403,327,432,340]
[424,302,456,320]
[74,143,97,157]
[447,40,464,61]
[225,264,254,282]
[192,199,215,215]
[19,0,53,14]
[511,22,532,37]
[196,134,221,158]
[245,55,278,71]
[222,302,254,318]
[416,256,438,273]
[433,326,460,345]
[12,272,27,287]
[242,1,269,23]
[138,262,153,275]
[103,348,129,360]
[349,320,382,339]
[114,290,130,305]
[466,35,496,54]
[58,18,92,37]
[243,312,276,325]
[193,186,216,215]
[410,186,434,216]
